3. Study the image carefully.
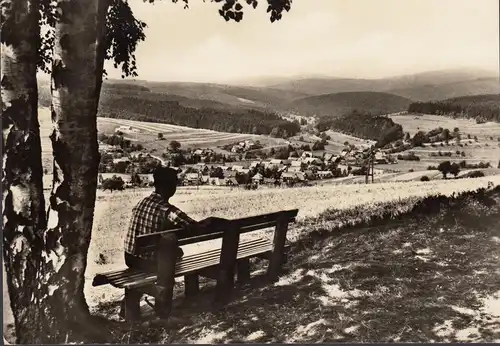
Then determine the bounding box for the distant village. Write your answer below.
[97,130,395,190]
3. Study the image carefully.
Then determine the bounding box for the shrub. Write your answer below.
[437,161,452,178]
[420,175,430,181]
[102,175,125,191]
[467,170,485,178]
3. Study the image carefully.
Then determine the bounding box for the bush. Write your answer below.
[467,170,485,178]
[102,175,125,191]
[397,152,420,161]
[420,175,430,181]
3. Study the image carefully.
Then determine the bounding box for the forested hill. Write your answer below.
[408,94,500,123]
[286,92,413,117]
[316,111,404,146]
[98,95,301,138]
[37,80,301,138]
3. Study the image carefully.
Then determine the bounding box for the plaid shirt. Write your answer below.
[124,192,195,260]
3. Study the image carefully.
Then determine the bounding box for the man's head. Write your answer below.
[153,166,179,199]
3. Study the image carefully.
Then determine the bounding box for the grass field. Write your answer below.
[37,107,288,172]
[4,172,500,343]
[8,180,500,343]
[96,117,287,151]
[390,113,500,140]
[80,175,500,309]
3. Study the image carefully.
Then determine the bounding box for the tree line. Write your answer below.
[98,95,301,138]
[408,95,500,123]
[316,111,404,147]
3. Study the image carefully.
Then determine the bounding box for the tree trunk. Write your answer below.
[29,0,108,342]
[1,0,48,343]
[3,0,113,343]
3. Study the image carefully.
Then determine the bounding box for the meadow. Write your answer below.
[389,113,500,139]
[82,175,500,310]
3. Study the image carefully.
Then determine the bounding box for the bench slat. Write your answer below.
[93,238,279,289]
[136,209,298,249]
[137,219,294,253]
[111,240,269,286]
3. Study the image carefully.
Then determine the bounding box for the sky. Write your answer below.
[104,0,500,83]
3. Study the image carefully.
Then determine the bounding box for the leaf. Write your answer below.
[235,3,243,11]
[267,5,272,12]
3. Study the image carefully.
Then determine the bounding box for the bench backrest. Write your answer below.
[136,209,298,253]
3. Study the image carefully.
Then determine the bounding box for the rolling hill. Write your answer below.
[265,69,499,102]
[286,91,413,117]
[37,78,307,112]
[390,78,500,101]
[36,68,498,122]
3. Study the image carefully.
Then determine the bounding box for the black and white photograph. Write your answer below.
[2,0,500,343]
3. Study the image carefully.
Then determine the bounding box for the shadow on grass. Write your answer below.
[88,191,500,343]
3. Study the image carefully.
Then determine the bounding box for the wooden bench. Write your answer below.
[92,209,299,320]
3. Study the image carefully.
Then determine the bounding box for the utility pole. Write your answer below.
[371,153,374,183]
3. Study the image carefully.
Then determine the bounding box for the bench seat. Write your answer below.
[93,237,286,290]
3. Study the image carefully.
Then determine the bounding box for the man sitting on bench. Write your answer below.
[124,166,194,272]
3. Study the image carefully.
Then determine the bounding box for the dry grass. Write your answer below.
[82,176,500,308]
[82,187,500,343]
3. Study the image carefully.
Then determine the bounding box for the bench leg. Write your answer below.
[267,218,289,280]
[124,289,142,321]
[215,230,240,304]
[184,274,200,297]
[237,259,251,283]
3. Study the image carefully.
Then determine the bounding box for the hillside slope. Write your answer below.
[390,78,500,101]
[408,93,500,123]
[37,79,307,112]
[287,92,412,117]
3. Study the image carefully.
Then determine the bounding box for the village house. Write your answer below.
[112,157,131,164]
[323,153,334,162]
[281,172,298,183]
[223,170,237,179]
[317,170,334,179]
[115,125,140,134]
[250,161,262,168]
[301,151,313,159]
[303,157,323,166]
[184,173,201,185]
[374,152,389,164]
[200,175,210,184]
[209,177,222,186]
[290,160,302,167]
[224,177,239,186]
[251,172,264,184]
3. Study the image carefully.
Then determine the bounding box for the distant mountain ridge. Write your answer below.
[265,69,499,101]
[37,68,498,120]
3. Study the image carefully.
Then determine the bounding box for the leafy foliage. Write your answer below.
[38,0,292,76]
[101,175,125,191]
